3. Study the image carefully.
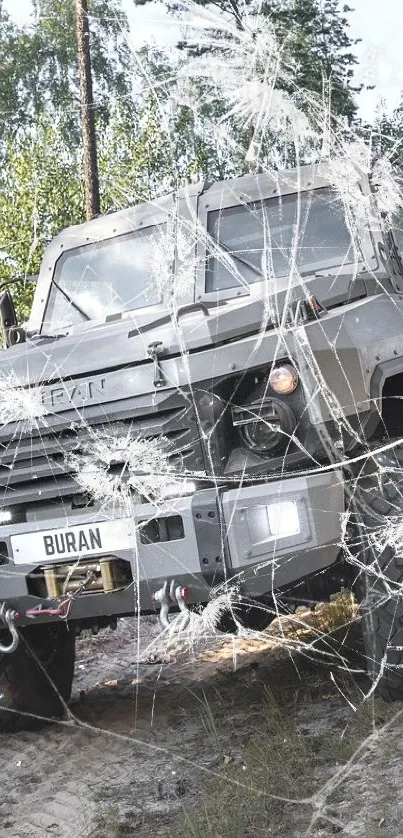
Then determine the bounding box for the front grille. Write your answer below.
[0,392,204,509]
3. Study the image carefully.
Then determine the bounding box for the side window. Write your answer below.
[392,212,403,258]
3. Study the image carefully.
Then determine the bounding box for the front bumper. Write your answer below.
[0,469,344,624]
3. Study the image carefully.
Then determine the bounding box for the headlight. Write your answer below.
[268,364,298,395]
[159,480,197,499]
[267,501,300,537]
[247,501,300,540]
[232,399,296,454]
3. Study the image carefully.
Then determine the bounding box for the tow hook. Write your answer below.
[152,580,190,630]
[0,603,19,654]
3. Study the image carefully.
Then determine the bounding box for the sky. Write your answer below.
[3,0,403,122]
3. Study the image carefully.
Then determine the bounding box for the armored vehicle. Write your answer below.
[0,161,403,730]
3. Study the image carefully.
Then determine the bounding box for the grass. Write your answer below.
[163,598,392,838]
[87,597,395,838]
[308,591,358,634]
[187,688,221,751]
[166,681,390,838]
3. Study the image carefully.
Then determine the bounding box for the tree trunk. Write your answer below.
[75,0,101,220]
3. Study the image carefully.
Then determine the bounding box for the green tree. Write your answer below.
[131,1,363,177]
[134,0,361,122]
[0,0,134,142]
[99,94,200,205]
[0,2,43,138]
[269,0,361,123]
[0,121,84,320]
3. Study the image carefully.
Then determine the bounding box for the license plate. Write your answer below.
[11,518,135,565]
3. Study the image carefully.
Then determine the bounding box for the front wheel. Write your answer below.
[352,443,403,700]
[0,621,76,732]
[217,599,273,634]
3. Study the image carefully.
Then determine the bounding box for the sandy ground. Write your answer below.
[0,612,402,838]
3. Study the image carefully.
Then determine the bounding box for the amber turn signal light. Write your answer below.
[268,364,298,395]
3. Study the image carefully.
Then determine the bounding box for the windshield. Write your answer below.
[43,225,163,330]
[206,187,356,292]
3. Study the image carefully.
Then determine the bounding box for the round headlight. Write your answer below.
[242,420,282,452]
[239,401,296,454]
[268,364,298,395]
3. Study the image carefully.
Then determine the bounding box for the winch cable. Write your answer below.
[25,568,97,621]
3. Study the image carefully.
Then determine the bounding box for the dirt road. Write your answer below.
[0,610,402,838]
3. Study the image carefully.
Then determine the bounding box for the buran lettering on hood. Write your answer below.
[44,378,106,408]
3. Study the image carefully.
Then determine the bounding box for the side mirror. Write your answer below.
[0,291,25,347]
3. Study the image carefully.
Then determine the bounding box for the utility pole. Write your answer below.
[75,0,101,220]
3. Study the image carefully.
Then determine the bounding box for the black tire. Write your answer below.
[217,599,273,634]
[0,622,76,732]
[352,443,403,700]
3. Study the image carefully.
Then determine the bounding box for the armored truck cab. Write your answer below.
[0,162,403,729]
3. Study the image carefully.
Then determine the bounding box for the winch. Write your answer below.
[32,556,133,599]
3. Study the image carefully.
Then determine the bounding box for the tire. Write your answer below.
[0,622,76,732]
[352,442,403,700]
[217,599,273,634]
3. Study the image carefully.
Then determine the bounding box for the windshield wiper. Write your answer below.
[29,331,67,341]
[28,279,91,340]
[213,240,264,280]
[51,277,91,321]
